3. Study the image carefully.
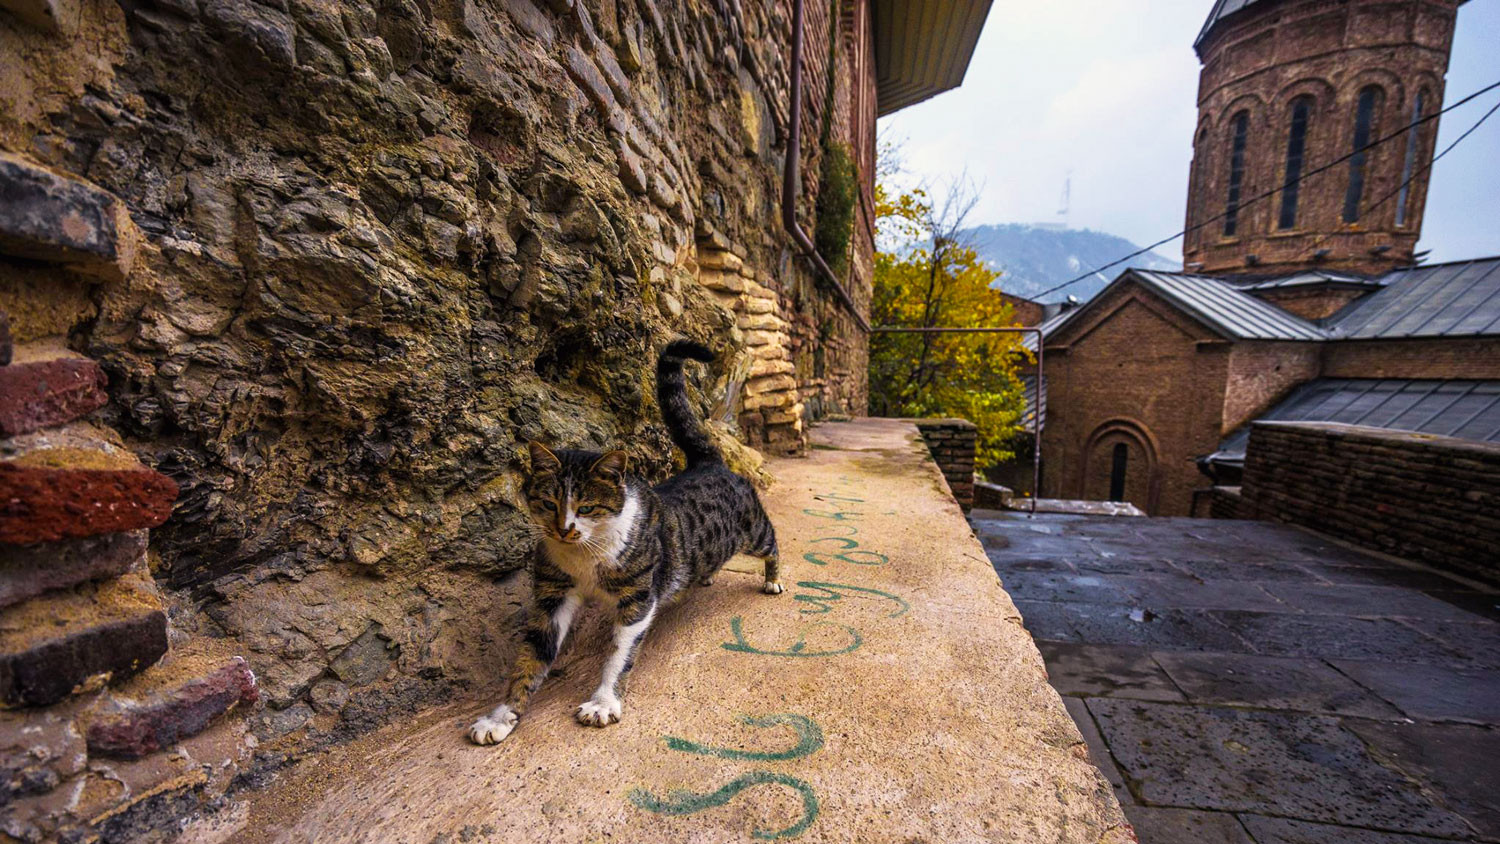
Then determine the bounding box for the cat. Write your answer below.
[468,340,783,745]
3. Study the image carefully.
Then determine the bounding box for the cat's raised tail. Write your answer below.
[657,340,722,467]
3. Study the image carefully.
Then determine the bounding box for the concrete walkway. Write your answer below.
[975,511,1500,844]
[221,420,1126,843]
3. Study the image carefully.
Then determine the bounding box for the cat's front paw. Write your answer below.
[762,580,785,595]
[575,694,622,727]
[468,706,518,745]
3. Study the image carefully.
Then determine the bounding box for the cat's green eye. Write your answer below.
[539,500,557,511]
[577,505,598,515]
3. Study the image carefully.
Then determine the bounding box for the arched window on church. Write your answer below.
[1224,111,1249,236]
[1396,88,1427,227]
[1109,443,1128,502]
[1278,97,1312,230]
[1343,86,1383,224]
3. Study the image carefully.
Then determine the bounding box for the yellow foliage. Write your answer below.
[869,183,1029,468]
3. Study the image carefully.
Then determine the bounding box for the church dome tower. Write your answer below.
[1183,0,1462,276]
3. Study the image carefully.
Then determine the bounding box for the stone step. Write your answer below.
[0,570,168,707]
[0,357,109,438]
[0,530,146,609]
[0,152,126,277]
[0,447,178,544]
[84,645,258,760]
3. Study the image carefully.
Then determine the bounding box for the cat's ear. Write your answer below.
[591,450,628,481]
[528,441,561,474]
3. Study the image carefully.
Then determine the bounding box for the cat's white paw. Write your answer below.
[468,706,518,745]
[762,580,785,595]
[575,694,623,727]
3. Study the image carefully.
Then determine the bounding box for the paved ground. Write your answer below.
[216,421,1127,843]
[974,510,1500,844]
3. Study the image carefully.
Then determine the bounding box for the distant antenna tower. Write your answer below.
[1057,171,1071,228]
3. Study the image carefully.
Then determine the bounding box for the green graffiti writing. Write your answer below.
[814,492,865,504]
[792,581,910,617]
[809,536,859,549]
[629,771,819,840]
[801,508,860,521]
[662,714,824,761]
[721,617,863,657]
[802,550,888,567]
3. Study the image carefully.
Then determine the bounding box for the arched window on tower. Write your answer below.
[1343,86,1383,224]
[1278,97,1312,230]
[1224,111,1249,236]
[1396,88,1427,227]
[1190,127,1209,232]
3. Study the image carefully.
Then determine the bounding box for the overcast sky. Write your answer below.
[878,0,1500,266]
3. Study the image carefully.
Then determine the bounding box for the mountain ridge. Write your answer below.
[962,223,1180,303]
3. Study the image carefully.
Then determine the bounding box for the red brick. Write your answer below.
[87,658,258,759]
[0,463,177,544]
[0,531,146,608]
[0,358,109,437]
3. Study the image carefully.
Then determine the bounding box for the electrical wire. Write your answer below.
[1030,78,1500,300]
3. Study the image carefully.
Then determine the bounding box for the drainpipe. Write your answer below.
[783,0,872,333]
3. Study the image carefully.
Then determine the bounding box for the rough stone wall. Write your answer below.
[1040,280,1230,516]
[914,418,975,512]
[1184,0,1459,275]
[0,0,875,835]
[1235,421,1500,585]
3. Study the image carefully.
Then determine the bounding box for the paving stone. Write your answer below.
[982,553,1078,573]
[86,658,259,759]
[1086,699,1471,837]
[1061,605,1256,654]
[1303,565,1465,592]
[1393,619,1500,669]
[0,152,121,270]
[1343,720,1500,839]
[1121,806,1253,844]
[1169,558,1329,584]
[1111,575,1289,612]
[0,358,109,438]
[1421,589,1500,622]
[1152,652,1400,717]
[0,530,146,608]
[996,571,1132,605]
[1037,642,1185,701]
[1237,815,1455,843]
[0,571,168,707]
[1330,660,1500,723]
[1062,696,1132,806]
[1013,600,1079,642]
[1207,611,1456,663]
[1261,584,1491,622]
[1072,555,1186,576]
[0,461,178,544]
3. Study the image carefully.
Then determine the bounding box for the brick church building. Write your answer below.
[1031,0,1500,516]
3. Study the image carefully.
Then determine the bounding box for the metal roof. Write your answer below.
[873,0,994,116]
[1020,374,1047,430]
[1207,378,1500,466]
[1128,270,1328,341]
[1020,307,1077,352]
[1194,0,1263,49]
[1232,270,1384,292]
[1326,256,1500,340]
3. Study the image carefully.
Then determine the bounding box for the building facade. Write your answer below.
[1184,0,1461,276]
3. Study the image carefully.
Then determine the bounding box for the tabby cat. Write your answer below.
[468,340,783,745]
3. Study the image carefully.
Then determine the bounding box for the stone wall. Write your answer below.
[915,418,975,512]
[0,0,875,836]
[1234,421,1500,585]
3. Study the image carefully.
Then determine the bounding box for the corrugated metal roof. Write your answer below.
[874,0,994,115]
[1207,378,1500,465]
[1326,256,1500,340]
[1233,270,1383,291]
[1020,307,1077,352]
[1020,374,1047,430]
[1129,271,1328,341]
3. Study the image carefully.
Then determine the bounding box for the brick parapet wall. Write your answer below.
[915,418,977,513]
[1237,421,1500,584]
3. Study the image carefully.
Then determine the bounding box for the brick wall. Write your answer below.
[1237,421,1500,584]
[915,418,976,512]
[1323,338,1500,380]
[1185,0,1460,276]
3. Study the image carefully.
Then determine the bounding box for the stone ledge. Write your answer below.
[0,530,146,608]
[86,657,258,760]
[0,454,178,544]
[0,153,130,277]
[0,358,109,438]
[0,571,169,707]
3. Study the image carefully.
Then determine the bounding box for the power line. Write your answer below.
[1032,77,1500,300]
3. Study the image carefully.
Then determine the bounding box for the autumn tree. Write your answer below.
[868,176,1029,468]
